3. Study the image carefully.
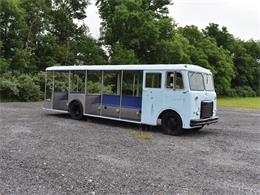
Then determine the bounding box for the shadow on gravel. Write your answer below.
[44,113,217,137]
[182,129,217,137]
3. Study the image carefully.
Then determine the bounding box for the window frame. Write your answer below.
[203,73,215,91]
[165,71,184,91]
[188,71,205,91]
[144,72,162,89]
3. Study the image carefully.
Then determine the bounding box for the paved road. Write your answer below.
[0,102,259,194]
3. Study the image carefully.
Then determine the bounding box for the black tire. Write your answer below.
[69,101,83,120]
[161,112,184,136]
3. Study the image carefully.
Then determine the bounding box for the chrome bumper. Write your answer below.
[190,116,218,127]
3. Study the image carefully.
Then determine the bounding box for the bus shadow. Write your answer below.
[182,128,218,137]
[45,113,161,133]
[45,113,217,137]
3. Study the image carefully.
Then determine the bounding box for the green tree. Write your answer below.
[97,0,190,64]
[179,25,235,95]
[0,0,29,72]
[203,23,260,96]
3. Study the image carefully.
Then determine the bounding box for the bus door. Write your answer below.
[85,70,102,115]
[163,71,185,111]
[141,71,164,125]
[101,71,121,118]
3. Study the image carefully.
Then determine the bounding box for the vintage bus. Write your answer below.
[43,64,218,135]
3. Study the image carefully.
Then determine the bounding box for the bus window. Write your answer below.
[189,72,204,91]
[145,73,161,88]
[203,74,214,91]
[54,71,69,92]
[122,71,143,96]
[87,71,101,94]
[70,71,85,93]
[166,72,184,90]
[103,71,120,95]
[53,71,69,110]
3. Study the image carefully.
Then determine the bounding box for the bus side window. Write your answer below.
[166,72,184,90]
[103,71,120,95]
[87,71,101,95]
[145,73,162,88]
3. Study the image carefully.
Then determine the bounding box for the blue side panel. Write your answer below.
[122,96,142,109]
[90,94,142,109]
[102,94,120,106]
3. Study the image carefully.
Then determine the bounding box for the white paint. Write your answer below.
[46,64,211,74]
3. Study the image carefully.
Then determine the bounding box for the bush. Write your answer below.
[228,86,256,97]
[33,71,46,92]
[17,74,43,101]
[0,72,43,102]
[0,73,19,99]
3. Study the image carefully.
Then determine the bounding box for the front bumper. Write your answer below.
[190,116,218,127]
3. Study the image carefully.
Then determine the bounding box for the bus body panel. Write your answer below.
[43,64,218,129]
[141,70,190,128]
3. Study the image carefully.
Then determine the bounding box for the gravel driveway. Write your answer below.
[0,102,259,194]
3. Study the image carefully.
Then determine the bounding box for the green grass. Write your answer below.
[218,97,260,109]
[128,131,154,141]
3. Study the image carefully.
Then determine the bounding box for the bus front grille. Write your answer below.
[200,101,213,119]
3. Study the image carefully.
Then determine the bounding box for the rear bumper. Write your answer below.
[190,116,218,127]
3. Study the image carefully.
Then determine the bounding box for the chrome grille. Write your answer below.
[200,101,213,119]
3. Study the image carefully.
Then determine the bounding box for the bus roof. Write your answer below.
[46,64,211,73]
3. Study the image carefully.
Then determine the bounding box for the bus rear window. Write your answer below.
[189,72,204,91]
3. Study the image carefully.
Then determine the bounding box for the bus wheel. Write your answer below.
[69,101,83,120]
[162,112,183,136]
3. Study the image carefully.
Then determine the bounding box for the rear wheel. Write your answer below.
[69,101,83,120]
[161,112,183,136]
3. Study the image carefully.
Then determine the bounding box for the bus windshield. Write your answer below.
[188,72,214,91]
[203,73,214,91]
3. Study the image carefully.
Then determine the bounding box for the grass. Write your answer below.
[128,130,154,141]
[0,97,20,103]
[218,97,260,110]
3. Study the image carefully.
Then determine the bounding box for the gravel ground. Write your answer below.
[0,102,259,195]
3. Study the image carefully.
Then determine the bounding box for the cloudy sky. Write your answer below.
[84,0,260,40]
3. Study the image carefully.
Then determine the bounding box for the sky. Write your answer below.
[84,0,260,40]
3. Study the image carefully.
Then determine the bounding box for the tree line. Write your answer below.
[0,0,259,101]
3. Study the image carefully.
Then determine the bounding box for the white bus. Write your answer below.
[43,64,218,135]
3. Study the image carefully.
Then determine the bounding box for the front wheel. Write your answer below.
[69,101,83,120]
[161,112,184,136]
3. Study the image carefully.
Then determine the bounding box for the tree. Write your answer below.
[96,0,190,64]
[179,25,235,95]
[0,0,106,72]
[203,23,260,96]
[203,23,235,51]
[0,0,29,72]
